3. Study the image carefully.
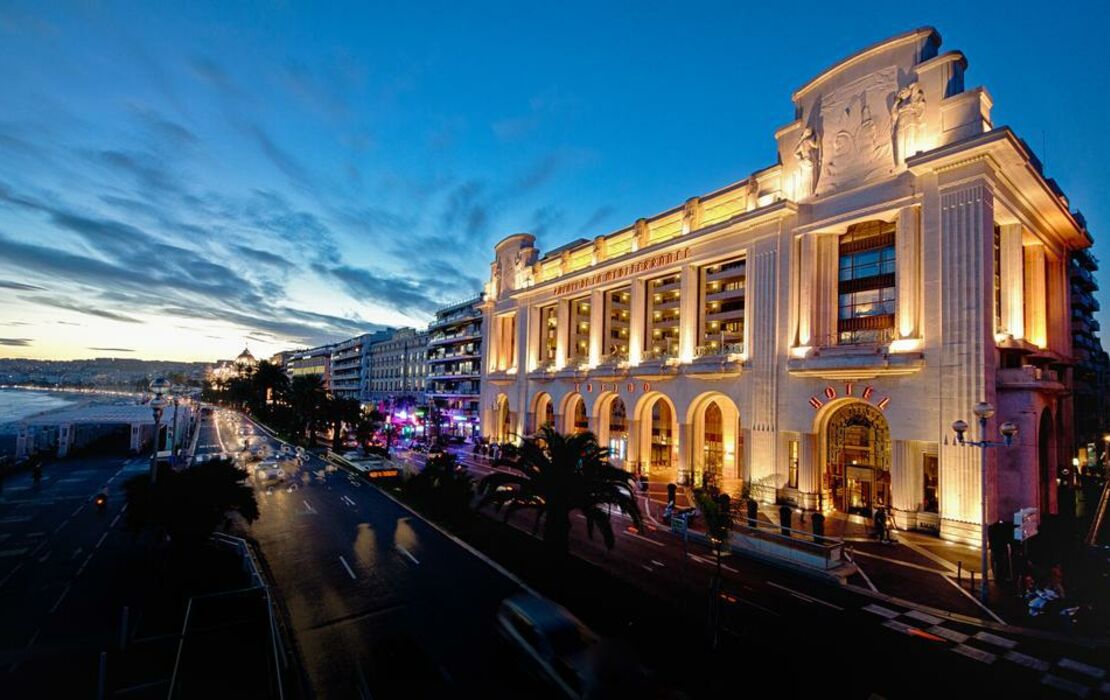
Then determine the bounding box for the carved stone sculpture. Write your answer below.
[682,196,702,234]
[746,176,760,211]
[891,82,926,165]
[793,127,820,197]
[634,218,650,251]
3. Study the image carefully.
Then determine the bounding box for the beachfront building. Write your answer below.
[426,296,484,439]
[479,27,1092,545]
[366,328,429,407]
[285,343,337,389]
[330,331,393,401]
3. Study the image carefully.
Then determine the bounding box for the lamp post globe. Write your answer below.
[149,394,170,484]
[999,421,1018,445]
[149,377,171,397]
[951,419,968,442]
[972,401,995,421]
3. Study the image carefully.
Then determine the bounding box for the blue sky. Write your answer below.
[0,1,1107,360]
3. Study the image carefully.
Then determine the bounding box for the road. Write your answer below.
[209,410,546,699]
[0,451,152,696]
[438,446,1110,699]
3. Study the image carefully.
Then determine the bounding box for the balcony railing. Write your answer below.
[695,342,744,358]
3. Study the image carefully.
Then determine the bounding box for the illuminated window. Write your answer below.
[538,304,558,364]
[838,221,896,345]
[646,274,680,358]
[698,257,745,354]
[569,296,590,361]
[603,286,631,359]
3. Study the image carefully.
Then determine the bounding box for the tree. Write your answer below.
[288,374,327,442]
[694,489,732,648]
[323,395,363,451]
[477,426,642,558]
[404,452,474,523]
[251,360,289,411]
[122,458,259,549]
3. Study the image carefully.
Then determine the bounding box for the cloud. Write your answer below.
[578,205,616,234]
[250,125,313,189]
[88,347,134,352]
[228,244,294,270]
[0,338,32,346]
[189,56,239,96]
[23,294,144,323]
[0,279,45,291]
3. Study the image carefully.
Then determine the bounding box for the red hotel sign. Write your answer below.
[552,247,691,296]
[808,383,890,411]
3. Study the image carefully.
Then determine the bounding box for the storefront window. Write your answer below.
[788,440,799,489]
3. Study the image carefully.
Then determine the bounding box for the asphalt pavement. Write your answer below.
[216,411,547,699]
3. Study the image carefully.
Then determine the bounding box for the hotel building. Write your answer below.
[479,28,1093,544]
[366,327,429,406]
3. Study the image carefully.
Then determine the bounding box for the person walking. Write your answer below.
[873,505,888,543]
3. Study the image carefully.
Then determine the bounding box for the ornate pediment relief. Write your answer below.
[814,67,897,196]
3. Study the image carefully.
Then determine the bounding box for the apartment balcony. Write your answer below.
[427,370,480,381]
[429,332,482,347]
[650,279,680,293]
[705,286,745,303]
[705,266,745,283]
[996,365,1065,393]
[1071,264,1097,292]
[704,308,744,324]
[653,297,680,311]
[428,311,482,331]
[427,352,480,364]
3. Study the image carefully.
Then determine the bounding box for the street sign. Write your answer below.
[671,513,688,535]
[1013,507,1039,541]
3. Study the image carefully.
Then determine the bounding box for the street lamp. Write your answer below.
[170,384,186,466]
[951,400,1018,604]
[149,378,171,484]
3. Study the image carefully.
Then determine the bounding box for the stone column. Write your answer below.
[526,303,541,372]
[895,206,922,339]
[891,440,920,527]
[1023,244,1047,349]
[998,224,1024,339]
[628,279,646,365]
[1046,254,1069,356]
[938,180,996,545]
[796,233,817,346]
[588,289,604,366]
[799,433,819,510]
[627,418,641,472]
[678,264,699,361]
[815,234,839,345]
[677,421,691,485]
[57,423,73,458]
[555,300,570,370]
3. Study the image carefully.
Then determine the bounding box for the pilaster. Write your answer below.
[628,279,646,365]
[678,265,698,362]
[998,223,1024,339]
[895,205,922,339]
[1023,244,1047,348]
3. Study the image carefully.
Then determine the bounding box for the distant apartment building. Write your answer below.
[285,343,337,388]
[1069,239,1110,467]
[427,295,484,438]
[366,328,429,406]
[330,331,392,401]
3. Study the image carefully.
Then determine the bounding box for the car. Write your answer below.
[426,446,446,461]
[495,594,600,699]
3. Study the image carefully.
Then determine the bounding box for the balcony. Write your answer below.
[1071,264,1097,292]
[705,286,744,303]
[686,343,745,377]
[427,352,480,364]
[996,365,1065,393]
[428,311,482,331]
[429,331,482,347]
[787,333,924,379]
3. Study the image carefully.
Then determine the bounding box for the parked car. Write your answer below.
[496,594,600,699]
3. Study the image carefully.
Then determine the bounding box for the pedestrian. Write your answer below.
[873,506,887,543]
[884,505,897,543]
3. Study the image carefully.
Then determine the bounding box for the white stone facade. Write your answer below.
[479,28,1090,545]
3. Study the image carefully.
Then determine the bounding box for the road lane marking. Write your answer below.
[95,532,108,549]
[25,628,40,649]
[904,609,943,626]
[0,548,28,558]
[1005,651,1050,672]
[650,559,665,568]
[50,584,71,613]
[1058,658,1106,680]
[70,505,83,518]
[862,603,900,619]
[766,581,845,611]
[940,573,1006,624]
[1040,674,1089,697]
[110,513,122,529]
[303,500,316,514]
[341,495,356,507]
[396,545,420,565]
[623,531,663,547]
[953,644,996,664]
[972,631,1017,650]
[0,562,23,587]
[641,564,654,572]
[339,555,357,579]
[927,625,969,644]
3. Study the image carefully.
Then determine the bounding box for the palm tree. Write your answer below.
[323,395,363,451]
[477,426,642,558]
[251,360,289,411]
[288,374,327,442]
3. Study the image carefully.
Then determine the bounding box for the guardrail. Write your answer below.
[726,511,846,571]
[169,533,286,699]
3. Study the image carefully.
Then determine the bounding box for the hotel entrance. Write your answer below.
[824,402,891,517]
